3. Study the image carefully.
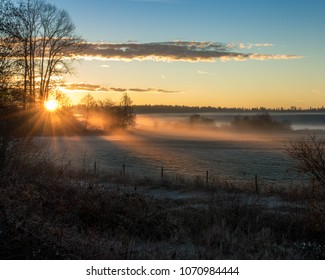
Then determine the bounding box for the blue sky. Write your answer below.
[49,0,325,108]
[54,0,324,45]
[52,0,325,43]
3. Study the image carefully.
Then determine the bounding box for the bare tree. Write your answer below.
[117,92,136,128]
[37,2,83,101]
[0,0,83,108]
[1,0,42,107]
[0,0,21,105]
[0,37,14,105]
[98,98,115,110]
[287,133,325,188]
[79,93,96,129]
[49,89,71,108]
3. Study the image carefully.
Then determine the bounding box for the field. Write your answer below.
[1,132,325,259]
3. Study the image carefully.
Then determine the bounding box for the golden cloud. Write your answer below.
[61,83,179,94]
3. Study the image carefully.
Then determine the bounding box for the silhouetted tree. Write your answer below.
[116,92,136,128]
[97,98,115,130]
[0,37,14,105]
[79,93,96,129]
[49,89,71,108]
[0,1,21,105]
[98,98,115,110]
[0,0,83,108]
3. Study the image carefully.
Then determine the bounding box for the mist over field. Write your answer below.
[47,112,325,187]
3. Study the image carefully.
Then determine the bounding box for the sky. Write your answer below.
[50,0,325,108]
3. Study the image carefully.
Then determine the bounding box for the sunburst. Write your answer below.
[45,99,59,112]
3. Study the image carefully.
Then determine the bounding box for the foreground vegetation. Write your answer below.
[0,136,324,260]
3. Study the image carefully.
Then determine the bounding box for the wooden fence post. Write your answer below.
[206,170,209,187]
[122,163,126,175]
[255,174,259,193]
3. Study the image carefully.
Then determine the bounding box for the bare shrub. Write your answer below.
[287,133,325,188]
[0,136,51,181]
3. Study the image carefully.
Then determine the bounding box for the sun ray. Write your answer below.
[45,99,59,112]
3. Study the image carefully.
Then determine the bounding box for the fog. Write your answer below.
[48,113,325,186]
[134,115,293,144]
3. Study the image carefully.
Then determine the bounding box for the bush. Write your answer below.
[286,133,325,188]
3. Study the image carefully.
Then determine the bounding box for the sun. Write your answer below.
[45,99,59,112]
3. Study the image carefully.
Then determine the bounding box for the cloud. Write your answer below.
[248,54,302,61]
[62,83,109,92]
[126,88,179,93]
[198,70,216,75]
[74,41,303,63]
[312,89,321,95]
[110,87,127,92]
[237,43,273,49]
[61,83,178,94]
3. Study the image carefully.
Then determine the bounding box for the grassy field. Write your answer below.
[0,137,324,260]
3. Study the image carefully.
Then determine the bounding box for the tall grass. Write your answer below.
[0,136,324,259]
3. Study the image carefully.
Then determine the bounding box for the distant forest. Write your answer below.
[133,105,325,114]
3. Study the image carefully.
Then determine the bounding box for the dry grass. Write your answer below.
[0,137,325,260]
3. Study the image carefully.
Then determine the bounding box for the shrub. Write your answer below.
[286,133,325,188]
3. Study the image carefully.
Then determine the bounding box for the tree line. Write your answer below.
[133,105,325,114]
